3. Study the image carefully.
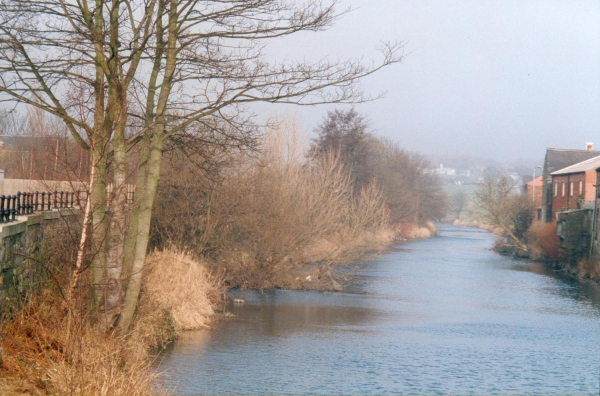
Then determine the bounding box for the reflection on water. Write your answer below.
[156,224,600,395]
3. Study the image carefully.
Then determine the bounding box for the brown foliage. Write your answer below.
[0,298,159,396]
[575,258,600,280]
[526,222,561,262]
[152,118,392,289]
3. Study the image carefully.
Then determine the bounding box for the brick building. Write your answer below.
[525,176,543,220]
[550,155,600,221]
[541,145,600,222]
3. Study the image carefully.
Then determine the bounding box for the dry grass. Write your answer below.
[396,221,437,240]
[575,258,600,280]
[0,300,159,396]
[0,248,223,396]
[526,222,561,262]
[139,249,223,331]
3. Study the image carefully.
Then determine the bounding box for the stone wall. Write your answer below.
[556,208,592,262]
[0,209,80,312]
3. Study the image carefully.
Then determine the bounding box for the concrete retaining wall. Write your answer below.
[0,209,80,311]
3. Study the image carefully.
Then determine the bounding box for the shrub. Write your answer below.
[575,258,600,280]
[526,222,561,262]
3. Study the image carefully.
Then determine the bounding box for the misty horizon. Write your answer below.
[259,0,600,166]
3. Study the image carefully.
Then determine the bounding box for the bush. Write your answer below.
[152,118,393,289]
[526,222,561,262]
[575,258,600,280]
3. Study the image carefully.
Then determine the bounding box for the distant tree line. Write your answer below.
[310,108,447,224]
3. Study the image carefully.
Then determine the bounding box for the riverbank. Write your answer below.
[0,249,222,396]
[0,218,439,395]
[454,217,600,286]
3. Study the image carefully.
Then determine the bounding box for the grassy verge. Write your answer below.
[0,249,222,396]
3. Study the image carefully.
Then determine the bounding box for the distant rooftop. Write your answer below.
[551,154,600,175]
[545,148,600,175]
[0,135,55,149]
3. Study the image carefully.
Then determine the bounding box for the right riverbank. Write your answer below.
[454,217,600,286]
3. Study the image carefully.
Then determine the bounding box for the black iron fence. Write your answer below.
[0,191,81,224]
[0,185,136,225]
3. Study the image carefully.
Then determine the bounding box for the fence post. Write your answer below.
[0,195,5,223]
[16,192,21,216]
[10,195,17,221]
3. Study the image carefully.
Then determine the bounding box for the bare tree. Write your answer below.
[450,191,467,219]
[475,173,532,251]
[0,0,403,330]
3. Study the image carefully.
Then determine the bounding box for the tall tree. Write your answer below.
[0,0,403,330]
[311,108,375,189]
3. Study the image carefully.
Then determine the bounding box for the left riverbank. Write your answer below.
[0,248,222,396]
[0,219,439,395]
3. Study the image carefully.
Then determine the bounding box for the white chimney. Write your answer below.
[586,142,594,151]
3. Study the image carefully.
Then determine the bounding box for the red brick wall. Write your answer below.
[551,172,586,219]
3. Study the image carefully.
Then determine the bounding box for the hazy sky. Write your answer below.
[262,0,600,164]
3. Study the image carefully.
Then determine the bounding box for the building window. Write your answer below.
[554,182,558,197]
[579,181,583,195]
[562,182,565,197]
[570,181,574,196]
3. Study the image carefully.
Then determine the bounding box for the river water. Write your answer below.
[156,224,600,395]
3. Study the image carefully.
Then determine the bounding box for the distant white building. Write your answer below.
[426,164,456,176]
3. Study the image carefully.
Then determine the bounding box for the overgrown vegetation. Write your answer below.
[0,0,446,390]
[525,222,561,262]
[152,117,402,290]
[0,246,221,396]
[474,173,533,252]
[473,173,600,281]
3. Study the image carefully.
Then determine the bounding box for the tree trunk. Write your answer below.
[119,134,164,330]
[119,0,178,330]
[499,221,529,252]
[122,138,150,279]
[90,147,107,308]
[65,149,96,309]
[102,129,127,329]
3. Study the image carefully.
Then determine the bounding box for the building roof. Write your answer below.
[551,154,600,175]
[544,148,600,176]
[525,175,543,186]
[0,135,54,150]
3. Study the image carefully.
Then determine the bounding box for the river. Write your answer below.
[156,224,600,395]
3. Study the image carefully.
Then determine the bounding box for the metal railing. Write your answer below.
[0,191,81,224]
[0,186,137,225]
